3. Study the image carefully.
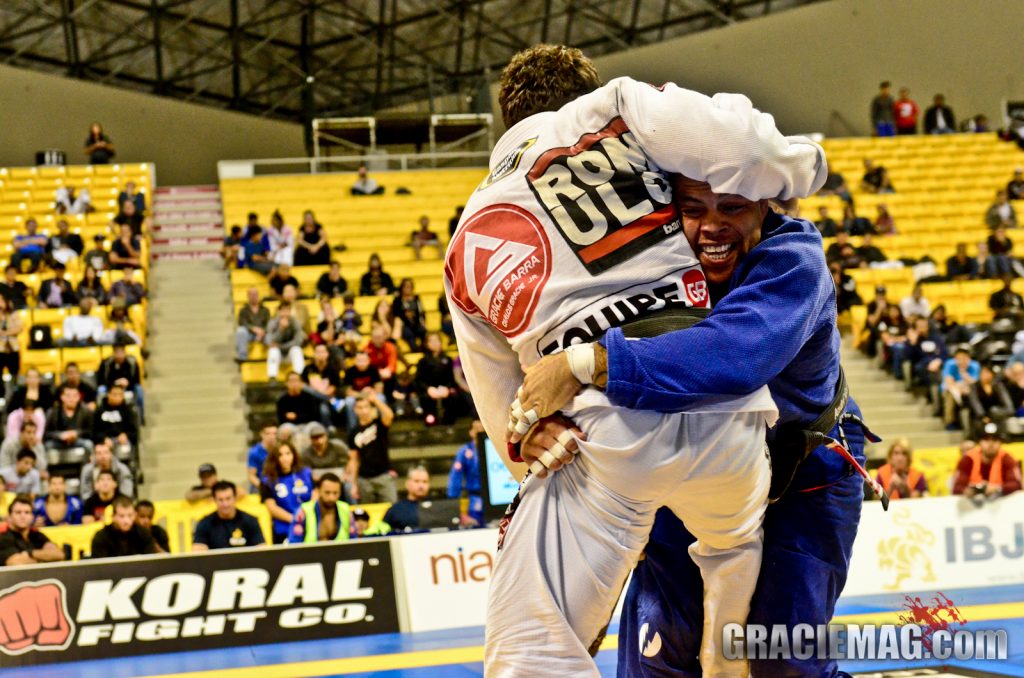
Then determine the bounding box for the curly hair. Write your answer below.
[498,44,601,128]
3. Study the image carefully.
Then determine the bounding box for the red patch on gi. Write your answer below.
[683,269,709,308]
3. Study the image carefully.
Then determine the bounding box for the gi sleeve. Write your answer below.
[612,77,827,200]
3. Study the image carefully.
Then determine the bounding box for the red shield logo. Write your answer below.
[683,269,709,308]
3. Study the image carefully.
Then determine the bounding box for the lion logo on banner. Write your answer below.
[877,506,937,590]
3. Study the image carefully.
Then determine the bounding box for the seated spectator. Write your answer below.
[1008,168,1024,202]
[81,469,126,523]
[11,219,48,273]
[8,368,55,414]
[875,439,927,500]
[0,295,22,379]
[5,395,47,444]
[242,225,273,275]
[873,204,896,235]
[261,442,313,544]
[303,424,350,479]
[0,450,42,495]
[55,185,93,215]
[968,364,1013,437]
[874,304,908,365]
[366,323,398,383]
[985,189,1018,229]
[33,475,82,526]
[76,264,108,305]
[416,332,464,425]
[294,210,330,266]
[986,226,1016,278]
[373,297,401,343]
[347,390,396,504]
[378,465,431,533]
[277,371,321,427]
[110,223,142,269]
[84,233,110,271]
[80,440,132,499]
[223,225,244,269]
[313,297,346,355]
[84,122,115,163]
[0,264,31,309]
[37,262,77,308]
[62,362,97,408]
[858,232,887,264]
[90,496,157,558]
[942,347,980,429]
[953,423,1021,501]
[95,384,139,455]
[185,463,221,502]
[247,424,277,492]
[818,171,852,202]
[351,507,370,537]
[841,204,874,236]
[302,345,344,428]
[101,301,142,346]
[98,344,144,421]
[117,181,146,215]
[46,218,84,268]
[113,199,146,237]
[448,206,465,237]
[359,253,396,296]
[814,206,838,237]
[192,480,265,550]
[825,231,852,264]
[1,420,45,472]
[448,420,485,526]
[861,159,895,193]
[0,495,64,566]
[61,297,104,346]
[990,276,1024,318]
[268,263,299,299]
[235,287,269,362]
[265,211,294,266]
[344,351,382,397]
[266,303,306,380]
[829,263,862,314]
[409,215,442,260]
[109,266,146,306]
[288,472,352,543]
[316,261,348,299]
[894,316,947,383]
[929,304,970,347]
[946,243,979,280]
[924,94,956,134]
[46,385,95,456]
[899,283,931,319]
[351,165,382,195]
[340,293,363,336]
[394,278,427,350]
[135,500,170,553]
[439,294,455,344]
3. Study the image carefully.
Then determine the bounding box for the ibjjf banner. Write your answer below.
[844,493,1024,597]
[0,539,399,667]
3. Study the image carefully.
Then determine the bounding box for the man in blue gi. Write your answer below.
[448,420,484,526]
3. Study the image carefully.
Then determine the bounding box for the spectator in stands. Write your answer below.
[818,170,853,203]
[829,263,861,314]
[976,241,1000,279]
[277,371,321,428]
[953,423,1021,501]
[63,362,97,409]
[11,219,48,273]
[84,122,115,164]
[873,304,908,365]
[101,301,142,346]
[37,262,77,308]
[192,480,265,550]
[870,81,895,136]
[344,351,382,400]
[394,278,427,350]
[0,295,22,379]
[110,223,142,269]
[350,507,370,537]
[267,263,299,300]
[113,199,146,237]
[95,384,139,455]
[118,181,146,215]
[1,420,45,472]
[924,94,956,134]
[986,189,1018,229]
[235,287,269,362]
[90,496,157,558]
[266,303,306,380]
[968,363,1013,436]
[448,420,484,526]
[373,297,401,342]
[861,159,895,194]
[261,441,313,544]
[54,185,92,215]
[378,465,431,533]
[294,210,330,266]
[439,295,455,344]
[33,475,82,527]
[80,440,131,499]
[942,347,980,430]
[135,500,170,553]
[990,276,1024,318]
[929,304,970,348]
[453,356,475,417]
[288,472,351,543]
[1008,168,1024,202]
[302,345,344,428]
[987,226,1016,278]
[84,234,110,272]
[110,266,146,306]
[266,210,294,266]
[351,165,382,195]
[341,293,362,336]
[814,206,838,237]
[0,495,64,566]
[247,424,276,491]
[303,423,349,478]
[185,463,221,502]
[8,368,55,415]
[900,283,931,319]
[46,218,84,268]
[894,87,919,135]
[242,225,273,275]
[46,385,94,457]
[841,204,874,237]
[82,469,126,523]
[313,297,345,355]
[946,243,979,280]
[873,204,896,236]
[61,297,103,347]
[223,225,244,269]
[367,322,397,383]
[76,264,108,305]
[449,206,465,237]
[416,332,463,425]
[0,450,42,495]
[348,390,396,503]
[98,344,144,421]
[317,261,348,299]
[1002,362,1024,413]
[858,232,887,264]
[0,265,30,310]
[5,398,46,445]
[875,439,927,500]
[901,316,948,387]
[409,215,442,260]
[359,253,395,296]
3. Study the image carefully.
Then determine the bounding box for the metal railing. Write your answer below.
[218,151,491,181]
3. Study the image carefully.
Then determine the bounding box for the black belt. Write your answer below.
[619,306,709,339]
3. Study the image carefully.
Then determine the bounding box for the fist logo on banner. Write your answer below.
[0,580,74,655]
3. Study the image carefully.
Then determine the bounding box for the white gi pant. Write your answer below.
[485,392,773,678]
[267,345,304,379]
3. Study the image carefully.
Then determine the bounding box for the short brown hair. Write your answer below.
[498,44,601,128]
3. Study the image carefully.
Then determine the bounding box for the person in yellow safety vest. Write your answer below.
[875,438,928,500]
[288,472,351,543]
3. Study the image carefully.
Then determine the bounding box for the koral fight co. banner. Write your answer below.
[0,538,399,666]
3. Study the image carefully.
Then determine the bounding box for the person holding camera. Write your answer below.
[953,422,1021,504]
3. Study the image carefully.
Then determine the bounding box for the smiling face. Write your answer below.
[673,177,768,285]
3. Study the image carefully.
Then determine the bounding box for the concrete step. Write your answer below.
[153,201,222,213]
[152,242,223,255]
[151,251,222,261]
[155,185,218,195]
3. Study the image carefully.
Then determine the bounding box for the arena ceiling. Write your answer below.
[0,0,824,123]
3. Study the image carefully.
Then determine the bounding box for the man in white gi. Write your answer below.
[443,45,826,676]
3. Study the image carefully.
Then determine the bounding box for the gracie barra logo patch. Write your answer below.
[526,117,678,275]
[445,203,551,337]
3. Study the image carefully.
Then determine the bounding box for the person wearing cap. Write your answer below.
[1008,168,1024,202]
[875,439,928,500]
[942,347,981,430]
[953,423,1022,501]
[84,233,111,271]
[287,472,351,543]
[37,261,77,309]
[192,480,266,551]
[302,422,350,483]
[186,463,248,503]
[350,507,370,537]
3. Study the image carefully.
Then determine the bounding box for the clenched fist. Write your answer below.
[0,580,74,654]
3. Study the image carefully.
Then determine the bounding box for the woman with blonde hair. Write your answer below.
[875,438,927,499]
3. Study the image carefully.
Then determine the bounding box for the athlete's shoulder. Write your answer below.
[760,213,827,264]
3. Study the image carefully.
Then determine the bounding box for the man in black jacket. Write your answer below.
[924,94,956,134]
[99,344,144,422]
[90,496,157,558]
[95,384,140,457]
[45,385,94,455]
